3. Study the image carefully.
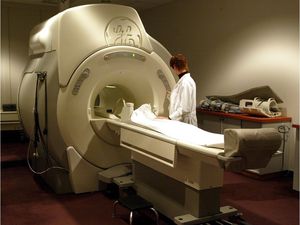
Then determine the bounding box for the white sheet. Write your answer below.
[131,104,224,148]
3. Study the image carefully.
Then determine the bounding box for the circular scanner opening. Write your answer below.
[94,84,135,118]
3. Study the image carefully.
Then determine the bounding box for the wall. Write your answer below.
[140,0,299,170]
[141,0,299,121]
[1,2,57,110]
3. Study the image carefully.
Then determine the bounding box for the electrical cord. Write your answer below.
[27,140,69,175]
[27,71,69,175]
[278,125,290,170]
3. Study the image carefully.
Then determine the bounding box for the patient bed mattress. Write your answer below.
[130,104,224,148]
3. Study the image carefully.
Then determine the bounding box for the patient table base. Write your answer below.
[133,162,246,224]
[174,206,238,225]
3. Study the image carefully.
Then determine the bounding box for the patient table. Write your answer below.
[91,104,281,224]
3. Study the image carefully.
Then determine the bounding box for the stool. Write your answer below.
[113,195,159,225]
[113,175,135,198]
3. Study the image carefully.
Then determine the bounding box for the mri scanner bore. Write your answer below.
[18,4,282,225]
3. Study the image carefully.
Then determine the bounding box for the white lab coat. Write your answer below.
[169,73,197,126]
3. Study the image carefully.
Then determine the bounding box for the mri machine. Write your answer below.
[18,4,282,224]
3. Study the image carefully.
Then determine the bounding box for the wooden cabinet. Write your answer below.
[197,110,292,175]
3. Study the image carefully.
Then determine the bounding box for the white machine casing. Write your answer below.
[18,4,176,194]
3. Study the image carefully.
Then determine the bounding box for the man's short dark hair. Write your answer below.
[169,54,189,70]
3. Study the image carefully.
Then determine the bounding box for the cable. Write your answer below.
[278,125,290,170]
[26,140,69,175]
[27,71,69,175]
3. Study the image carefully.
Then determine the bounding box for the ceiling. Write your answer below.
[2,0,175,11]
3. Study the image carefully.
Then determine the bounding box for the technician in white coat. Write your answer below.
[168,54,197,126]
